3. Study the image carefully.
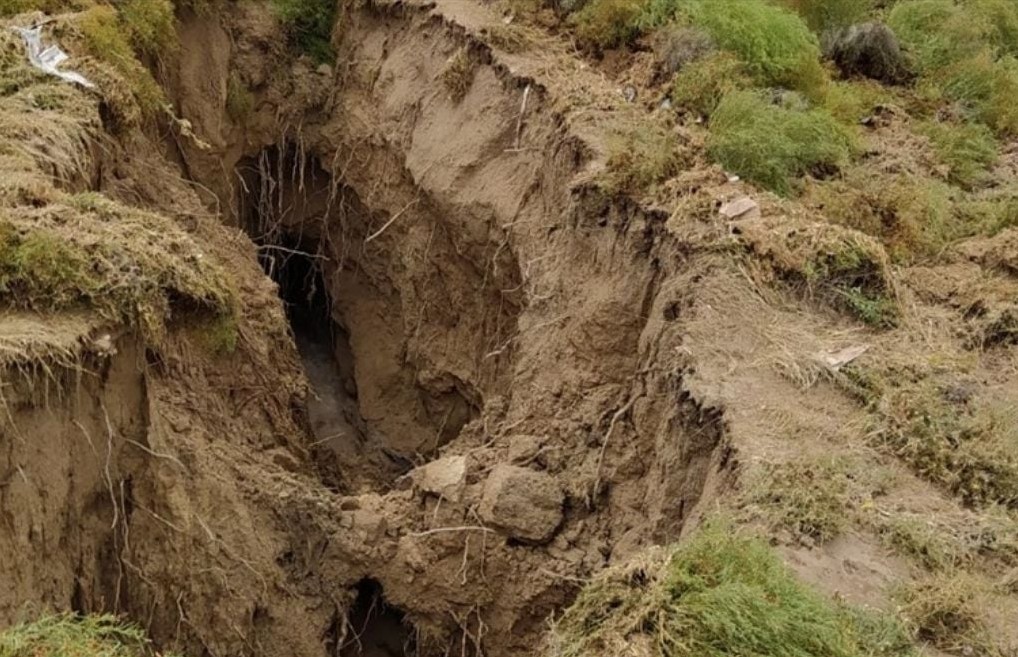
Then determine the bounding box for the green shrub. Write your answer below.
[0,614,154,657]
[270,0,337,63]
[550,522,917,657]
[708,90,854,195]
[670,52,750,117]
[966,0,1018,58]
[569,0,645,49]
[919,120,998,189]
[683,0,828,96]
[938,52,1018,134]
[888,0,982,72]
[779,0,874,33]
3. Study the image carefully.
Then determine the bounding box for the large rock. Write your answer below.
[479,465,564,543]
[822,22,911,84]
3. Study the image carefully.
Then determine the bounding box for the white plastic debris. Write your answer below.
[14,25,95,89]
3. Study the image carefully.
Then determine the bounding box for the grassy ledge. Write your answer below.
[548,522,916,657]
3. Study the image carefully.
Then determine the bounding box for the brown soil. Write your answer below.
[4,0,1018,656]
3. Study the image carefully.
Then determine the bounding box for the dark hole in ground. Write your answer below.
[236,144,408,491]
[340,579,414,657]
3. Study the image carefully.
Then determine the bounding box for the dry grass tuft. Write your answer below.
[440,46,477,103]
[873,382,1018,509]
[0,613,161,657]
[897,572,1000,656]
[743,456,857,544]
[739,218,899,327]
[601,121,685,195]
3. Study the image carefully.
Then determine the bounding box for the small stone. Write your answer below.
[316,63,333,77]
[410,455,468,502]
[622,85,637,103]
[719,196,760,220]
[479,465,564,543]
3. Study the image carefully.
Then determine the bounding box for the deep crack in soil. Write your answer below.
[0,2,732,657]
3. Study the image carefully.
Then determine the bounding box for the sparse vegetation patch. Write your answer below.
[270,0,337,63]
[549,522,916,657]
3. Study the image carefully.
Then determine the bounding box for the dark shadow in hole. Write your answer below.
[340,579,415,657]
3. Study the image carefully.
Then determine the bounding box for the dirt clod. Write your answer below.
[479,465,565,543]
[409,455,468,502]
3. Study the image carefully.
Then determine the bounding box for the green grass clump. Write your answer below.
[683,0,828,96]
[270,0,337,63]
[0,192,237,341]
[0,226,99,307]
[569,0,645,49]
[888,0,1018,135]
[602,122,684,194]
[708,90,854,196]
[0,614,153,657]
[77,5,166,120]
[670,52,750,118]
[919,120,998,189]
[778,0,873,33]
[549,522,916,657]
[742,218,898,326]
